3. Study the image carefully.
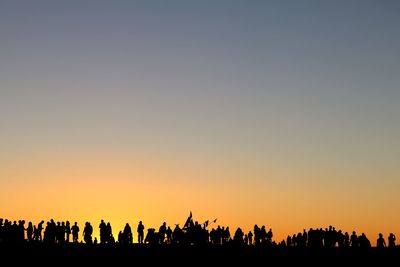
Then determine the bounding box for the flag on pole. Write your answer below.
[183,211,193,230]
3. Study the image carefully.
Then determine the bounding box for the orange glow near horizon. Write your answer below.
[1,149,399,244]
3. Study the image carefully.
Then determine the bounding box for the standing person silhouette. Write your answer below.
[137,221,145,244]
[83,222,93,244]
[350,231,358,247]
[248,231,253,245]
[65,221,71,243]
[99,220,106,244]
[71,222,79,243]
[377,233,386,248]
[159,222,167,244]
[26,222,34,242]
[124,223,133,244]
[36,220,45,241]
[388,233,396,248]
[166,226,172,244]
[106,222,113,243]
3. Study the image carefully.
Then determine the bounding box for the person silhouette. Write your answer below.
[344,232,350,248]
[350,231,358,247]
[71,222,79,243]
[99,220,106,244]
[159,222,167,244]
[377,233,386,248]
[27,222,34,242]
[118,231,123,243]
[248,231,253,245]
[172,224,183,244]
[267,228,273,245]
[145,228,156,245]
[224,227,231,244]
[137,221,145,244]
[83,222,93,244]
[18,220,25,242]
[36,220,44,241]
[59,221,66,244]
[260,226,266,244]
[123,223,132,244]
[286,235,292,247]
[233,227,244,244]
[359,233,371,248]
[254,225,260,245]
[388,233,396,248]
[166,226,172,244]
[337,230,344,248]
[65,221,71,243]
[106,222,112,243]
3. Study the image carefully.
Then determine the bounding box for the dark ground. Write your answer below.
[1,243,399,266]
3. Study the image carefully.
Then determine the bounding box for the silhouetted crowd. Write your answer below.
[0,217,397,249]
[283,226,396,249]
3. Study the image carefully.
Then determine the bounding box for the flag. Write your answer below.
[212,218,217,223]
[183,211,193,230]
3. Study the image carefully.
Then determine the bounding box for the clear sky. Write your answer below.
[1,0,399,243]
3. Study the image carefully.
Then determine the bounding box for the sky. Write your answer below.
[1,0,400,243]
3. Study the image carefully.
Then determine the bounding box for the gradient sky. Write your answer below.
[1,0,400,243]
